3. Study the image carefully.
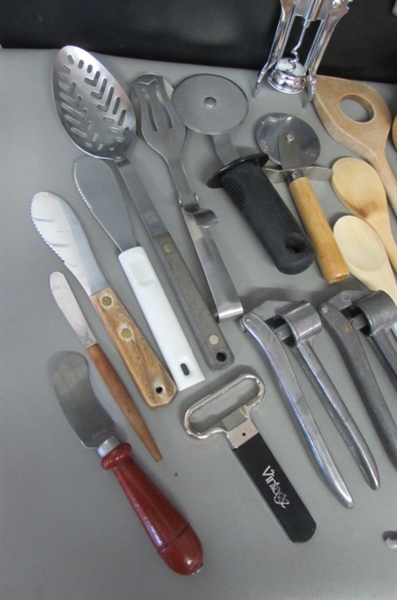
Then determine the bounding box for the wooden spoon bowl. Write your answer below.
[332,157,397,272]
[333,215,397,305]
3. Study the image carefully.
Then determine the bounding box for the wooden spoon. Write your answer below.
[333,215,397,306]
[313,75,397,215]
[332,157,397,272]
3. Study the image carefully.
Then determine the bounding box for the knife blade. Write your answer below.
[31,191,177,408]
[50,271,162,461]
[73,155,204,391]
[52,352,204,575]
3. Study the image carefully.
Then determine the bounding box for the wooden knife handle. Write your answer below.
[289,177,350,284]
[91,286,177,408]
[101,443,204,575]
[88,344,162,461]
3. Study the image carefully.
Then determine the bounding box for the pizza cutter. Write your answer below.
[172,74,315,275]
[256,113,349,284]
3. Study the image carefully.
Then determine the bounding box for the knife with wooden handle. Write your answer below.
[31,192,177,408]
[53,352,203,575]
[73,155,204,392]
[50,271,162,461]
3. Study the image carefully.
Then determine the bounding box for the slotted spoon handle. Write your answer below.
[313,75,397,214]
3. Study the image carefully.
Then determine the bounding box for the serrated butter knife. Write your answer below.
[50,271,162,461]
[74,155,204,391]
[31,191,177,408]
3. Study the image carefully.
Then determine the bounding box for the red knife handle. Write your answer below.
[101,443,203,575]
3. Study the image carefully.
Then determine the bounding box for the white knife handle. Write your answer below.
[118,246,205,391]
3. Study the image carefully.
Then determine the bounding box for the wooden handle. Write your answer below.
[289,177,349,283]
[101,443,204,575]
[313,76,397,215]
[366,213,397,273]
[91,287,177,408]
[88,344,162,461]
[371,153,397,216]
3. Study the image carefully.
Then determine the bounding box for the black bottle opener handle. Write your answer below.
[234,433,316,542]
[208,155,315,275]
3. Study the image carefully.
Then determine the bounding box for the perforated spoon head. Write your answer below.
[53,46,135,161]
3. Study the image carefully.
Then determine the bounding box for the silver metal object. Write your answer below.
[256,113,320,169]
[320,290,397,468]
[50,271,97,349]
[53,352,118,453]
[241,309,354,508]
[254,300,380,489]
[52,45,234,371]
[172,73,247,169]
[130,73,243,322]
[255,0,353,101]
[184,373,264,448]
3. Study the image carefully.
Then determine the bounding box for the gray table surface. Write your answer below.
[1,48,396,600]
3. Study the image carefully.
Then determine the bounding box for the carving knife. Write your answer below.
[31,191,177,408]
[50,271,162,461]
[74,155,205,391]
[52,351,204,575]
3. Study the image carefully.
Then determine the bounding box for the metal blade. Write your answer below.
[278,130,303,171]
[31,192,107,296]
[74,156,136,252]
[53,352,115,449]
[50,271,97,349]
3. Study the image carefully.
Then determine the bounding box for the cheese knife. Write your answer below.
[50,271,162,461]
[73,155,204,392]
[52,351,203,575]
[31,191,177,408]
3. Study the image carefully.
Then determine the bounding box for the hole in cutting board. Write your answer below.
[340,95,375,123]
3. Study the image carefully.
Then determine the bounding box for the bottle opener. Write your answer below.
[184,373,316,543]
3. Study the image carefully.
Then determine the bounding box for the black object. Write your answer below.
[0,0,396,84]
[209,155,315,275]
[234,433,317,543]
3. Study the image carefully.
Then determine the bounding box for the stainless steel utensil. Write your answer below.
[52,45,234,371]
[255,0,353,102]
[256,113,349,284]
[31,191,177,408]
[241,308,354,509]
[130,73,243,321]
[250,299,380,490]
[320,290,397,468]
[74,155,204,391]
[52,351,204,575]
[50,271,162,461]
[173,74,315,275]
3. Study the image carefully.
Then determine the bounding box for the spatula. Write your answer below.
[313,75,397,215]
[332,157,397,273]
